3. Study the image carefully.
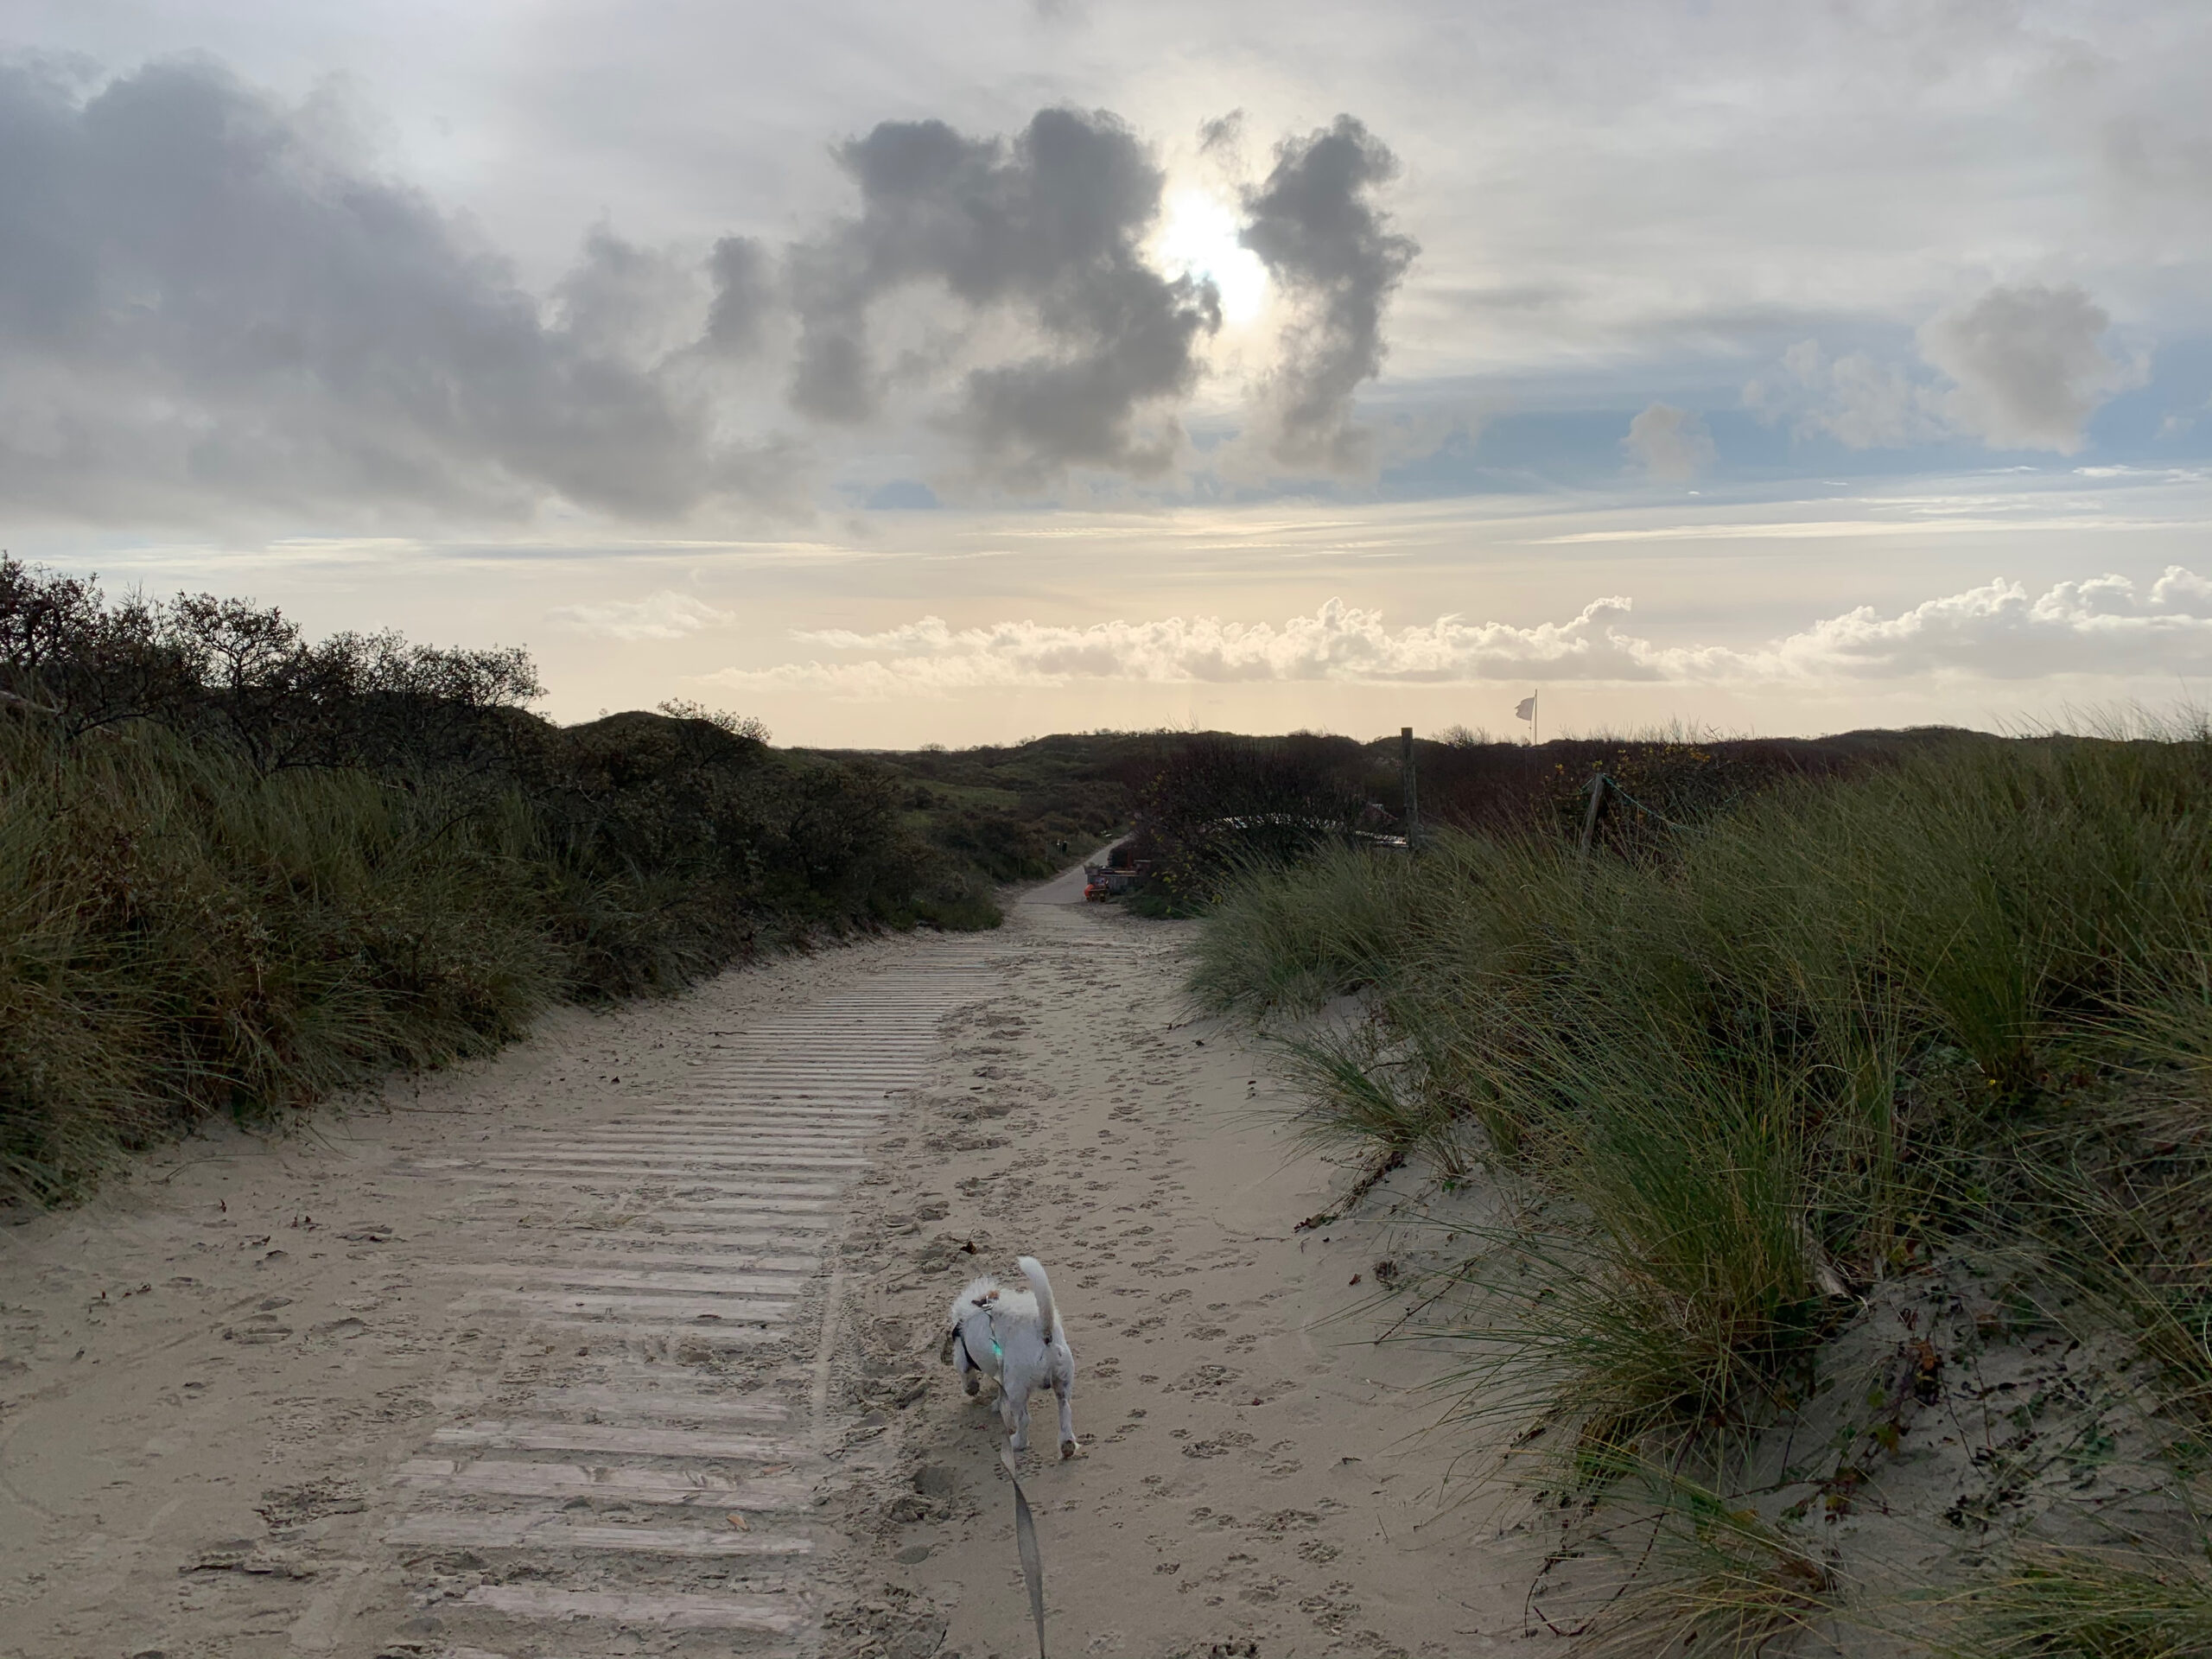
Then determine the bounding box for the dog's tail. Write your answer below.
[1017,1255,1058,1336]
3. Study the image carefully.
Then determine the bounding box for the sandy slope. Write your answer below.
[816,880,1554,1659]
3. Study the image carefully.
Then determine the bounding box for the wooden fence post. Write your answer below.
[1578,772,1608,858]
[1401,726,1421,847]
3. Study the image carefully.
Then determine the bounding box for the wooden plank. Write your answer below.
[458,1583,804,1633]
[429,1421,796,1459]
[395,1458,809,1508]
[386,1511,810,1555]
[526,1384,789,1422]
[437,1252,817,1276]
[452,1289,793,1322]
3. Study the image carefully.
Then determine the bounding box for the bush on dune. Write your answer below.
[809,732,1142,884]
[1124,731,1381,913]
[1195,725,2212,1610]
[0,718,557,1200]
[0,556,991,1204]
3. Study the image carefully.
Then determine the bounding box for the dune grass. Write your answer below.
[1942,1544,2212,1658]
[0,716,560,1201]
[0,706,1023,1204]
[1194,726,2212,1646]
[0,556,1095,1204]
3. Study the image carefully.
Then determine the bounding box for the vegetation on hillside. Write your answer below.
[1191,724,2212,1653]
[0,557,1080,1203]
[803,731,1153,884]
[1116,723,1961,912]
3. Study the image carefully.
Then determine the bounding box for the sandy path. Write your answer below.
[3,878,1550,1659]
[817,885,1550,1659]
[0,930,999,1659]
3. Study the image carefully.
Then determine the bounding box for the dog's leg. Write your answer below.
[1056,1380,1077,1459]
[1007,1390,1030,1452]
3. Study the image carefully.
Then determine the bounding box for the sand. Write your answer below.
[0,874,1549,1659]
[813,875,1550,1659]
[0,933,928,1657]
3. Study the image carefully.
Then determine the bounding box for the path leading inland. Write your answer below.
[0,932,1001,1659]
[3,873,1549,1659]
[818,874,1548,1657]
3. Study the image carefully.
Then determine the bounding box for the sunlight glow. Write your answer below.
[1154,188,1269,327]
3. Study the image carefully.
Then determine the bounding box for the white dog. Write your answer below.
[940,1255,1078,1459]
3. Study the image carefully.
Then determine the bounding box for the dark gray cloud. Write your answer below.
[1239,116,1418,474]
[1198,110,1245,157]
[552,226,702,361]
[786,107,1221,486]
[0,51,1412,524]
[1742,283,2142,455]
[1918,283,2140,454]
[0,56,785,524]
[703,235,774,355]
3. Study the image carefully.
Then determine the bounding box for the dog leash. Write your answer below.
[1001,1443,1048,1659]
[977,1300,1047,1659]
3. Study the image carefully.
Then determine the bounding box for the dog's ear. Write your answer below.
[982,1287,1000,1301]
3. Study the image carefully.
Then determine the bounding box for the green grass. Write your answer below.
[1194,725,2212,1641]
[800,730,1146,882]
[0,704,1007,1204]
[1562,1457,1840,1656]
[1943,1546,2212,1658]
[0,717,556,1202]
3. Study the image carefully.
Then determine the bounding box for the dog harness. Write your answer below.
[952,1296,1003,1371]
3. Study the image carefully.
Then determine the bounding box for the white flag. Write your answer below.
[1514,696,1536,721]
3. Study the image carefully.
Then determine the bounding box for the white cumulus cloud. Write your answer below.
[1666,568,2211,681]
[708,596,1649,699]
[547,590,733,641]
[703,569,2212,699]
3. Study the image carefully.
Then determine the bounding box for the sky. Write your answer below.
[3,0,2210,744]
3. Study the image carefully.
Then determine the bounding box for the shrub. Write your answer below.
[0,557,1004,1202]
[1127,732,1381,912]
[1198,728,2212,1451]
[0,718,555,1200]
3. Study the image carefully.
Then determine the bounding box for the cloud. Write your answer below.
[785,108,1221,487]
[1616,566,2212,682]
[1748,340,1948,449]
[550,226,708,362]
[1749,284,2143,456]
[3,59,1421,524]
[702,567,2212,698]
[703,236,774,356]
[1918,283,2142,454]
[709,597,1644,698]
[547,590,733,640]
[1237,116,1419,474]
[0,57,793,526]
[1624,403,1715,481]
[1729,566,2212,680]
[1198,110,1246,158]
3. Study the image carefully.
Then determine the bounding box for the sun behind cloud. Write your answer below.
[1153,187,1270,328]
